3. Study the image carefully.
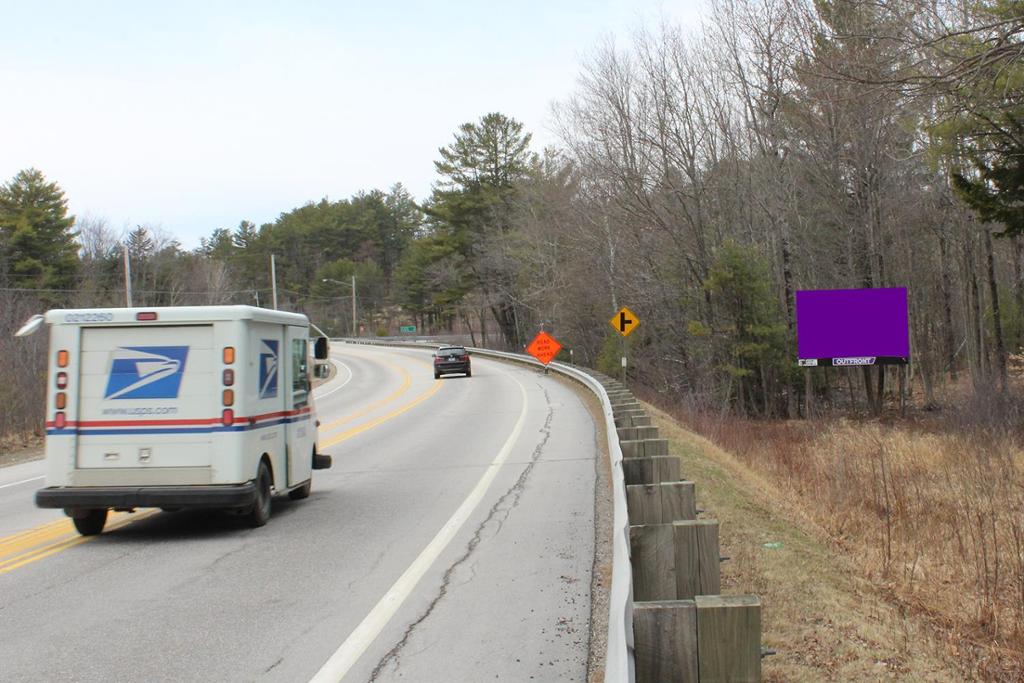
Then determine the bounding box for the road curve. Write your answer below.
[0,343,601,682]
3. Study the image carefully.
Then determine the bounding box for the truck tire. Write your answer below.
[288,480,311,500]
[246,462,272,527]
[72,509,108,536]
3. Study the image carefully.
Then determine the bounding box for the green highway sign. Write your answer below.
[399,325,416,333]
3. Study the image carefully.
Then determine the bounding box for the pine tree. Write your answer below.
[428,113,536,347]
[0,168,78,293]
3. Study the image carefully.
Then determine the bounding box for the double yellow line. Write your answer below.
[0,510,157,577]
[0,350,445,577]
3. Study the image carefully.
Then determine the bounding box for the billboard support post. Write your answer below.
[804,368,814,418]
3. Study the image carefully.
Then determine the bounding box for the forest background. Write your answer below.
[4,0,1024,677]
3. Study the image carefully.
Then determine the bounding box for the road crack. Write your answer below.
[367,386,554,682]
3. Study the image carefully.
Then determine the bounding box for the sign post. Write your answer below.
[610,306,640,383]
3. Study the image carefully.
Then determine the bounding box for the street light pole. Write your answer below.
[322,277,357,337]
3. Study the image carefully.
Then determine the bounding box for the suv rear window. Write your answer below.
[438,347,465,354]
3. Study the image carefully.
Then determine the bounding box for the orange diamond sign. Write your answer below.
[526,331,562,366]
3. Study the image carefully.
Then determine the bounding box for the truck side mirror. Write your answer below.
[15,314,44,337]
[314,336,329,360]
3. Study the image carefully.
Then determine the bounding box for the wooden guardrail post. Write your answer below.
[620,438,670,458]
[626,481,697,524]
[674,520,721,599]
[630,520,721,601]
[633,601,698,682]
[616,425,660,441]
[614,407,647,420]
[615,413,652,428]
[630,524,676,601]
[622,455,680,485]
[696,595,762,682]
[610,397,641,407]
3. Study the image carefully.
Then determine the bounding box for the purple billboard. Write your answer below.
[795,288,909,366]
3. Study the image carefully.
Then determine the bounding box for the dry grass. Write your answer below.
[661,403,1024,681]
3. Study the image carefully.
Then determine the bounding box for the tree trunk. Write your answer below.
[1014,236,1024,348]
[939,222,958,380]
[781,232,796,419]
[461,309,478,348]
[985,228,1008,390]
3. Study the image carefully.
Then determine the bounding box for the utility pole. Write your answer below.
[270,254,278,310]
[322,277,357,337]
[123,244,133,307]
[351,274,357,338]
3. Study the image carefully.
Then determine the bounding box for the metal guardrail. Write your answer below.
[337,337,635,682]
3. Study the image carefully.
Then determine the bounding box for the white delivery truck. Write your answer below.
[29,306,332,535]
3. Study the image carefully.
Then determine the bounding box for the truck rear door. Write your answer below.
[285,327,315,486]
[76,325,216,470]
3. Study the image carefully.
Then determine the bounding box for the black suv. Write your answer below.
[433,345,471,378]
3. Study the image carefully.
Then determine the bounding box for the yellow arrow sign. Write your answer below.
[609,306,640,337]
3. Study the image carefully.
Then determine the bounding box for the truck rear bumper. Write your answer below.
[35,482,257,510]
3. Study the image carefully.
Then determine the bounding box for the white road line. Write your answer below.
[0,475,44,490]
[314,359,354,400]
[308,371,530,683]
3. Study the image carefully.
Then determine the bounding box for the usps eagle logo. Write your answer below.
[104,346,189,400]
[259,339,278,399]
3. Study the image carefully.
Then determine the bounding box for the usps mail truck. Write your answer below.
[31,306,332,535]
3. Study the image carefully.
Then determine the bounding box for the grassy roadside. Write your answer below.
[644,402,963,682]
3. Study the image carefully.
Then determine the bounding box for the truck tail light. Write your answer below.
[223,347,235,364]
[54,412,66,429]
[222,389,234,406]
[56,372,68,389]
[221,409,234,427]
[135,311,158,321]
[57,350,69,367]
[222,369,234,386]
[55,392,67,410]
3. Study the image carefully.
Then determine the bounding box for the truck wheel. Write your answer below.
[288,480,311,500]
[72,509,108,536]
[247,462,272,527]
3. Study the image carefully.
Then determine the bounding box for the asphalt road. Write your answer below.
[0,343,601,682]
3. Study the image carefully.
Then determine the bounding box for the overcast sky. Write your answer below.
[2,1,703,248]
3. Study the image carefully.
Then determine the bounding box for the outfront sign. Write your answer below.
[795,287,909,365]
